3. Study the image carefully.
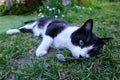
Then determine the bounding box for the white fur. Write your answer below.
[33,21,52,37]
[53,26,79,48]
[33,26,42,36]
[6,29,20,34]
[20,21,37,29]
[36,36,53,57]
[70,45,93,58]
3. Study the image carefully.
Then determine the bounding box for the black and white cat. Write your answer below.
[6,18,112,58]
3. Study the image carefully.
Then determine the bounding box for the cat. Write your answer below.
[6,17,112,58]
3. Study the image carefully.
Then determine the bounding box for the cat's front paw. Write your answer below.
[36,50,47,57]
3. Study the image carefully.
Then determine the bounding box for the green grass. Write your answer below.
[0,1,120,80]
[0,15,39,33]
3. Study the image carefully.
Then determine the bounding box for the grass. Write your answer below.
[0,1,120,80]
[0,15,39,33]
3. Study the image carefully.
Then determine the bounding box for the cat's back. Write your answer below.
[45,18,71,38]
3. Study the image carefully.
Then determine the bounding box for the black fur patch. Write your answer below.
[37,17,52,28]
[19,28,33,33]
[70,19,108,57]
[45,19,70,38]
[71,29,105,57]
[71,29,96,46]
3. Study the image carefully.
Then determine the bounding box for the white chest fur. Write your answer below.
[53,27,79,49]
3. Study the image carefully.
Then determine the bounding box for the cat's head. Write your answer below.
[71,19,113,58]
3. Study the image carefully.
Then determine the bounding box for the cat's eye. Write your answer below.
[79,40,84,46]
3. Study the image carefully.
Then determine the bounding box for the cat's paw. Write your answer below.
[36,50,47,57]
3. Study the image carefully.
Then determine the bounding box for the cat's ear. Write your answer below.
[81,19,93,32]
[81,19,93,42]
[101,38,113,44]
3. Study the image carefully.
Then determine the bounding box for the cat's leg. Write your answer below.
[36,36,53,57]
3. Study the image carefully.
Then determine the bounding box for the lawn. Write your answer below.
[0,1,120,80]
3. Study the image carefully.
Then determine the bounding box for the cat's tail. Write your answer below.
[6,28,33,35]
[6,29,21,35]
[6,20,36,35]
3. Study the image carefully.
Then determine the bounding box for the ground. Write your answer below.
[0,1,120,80]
